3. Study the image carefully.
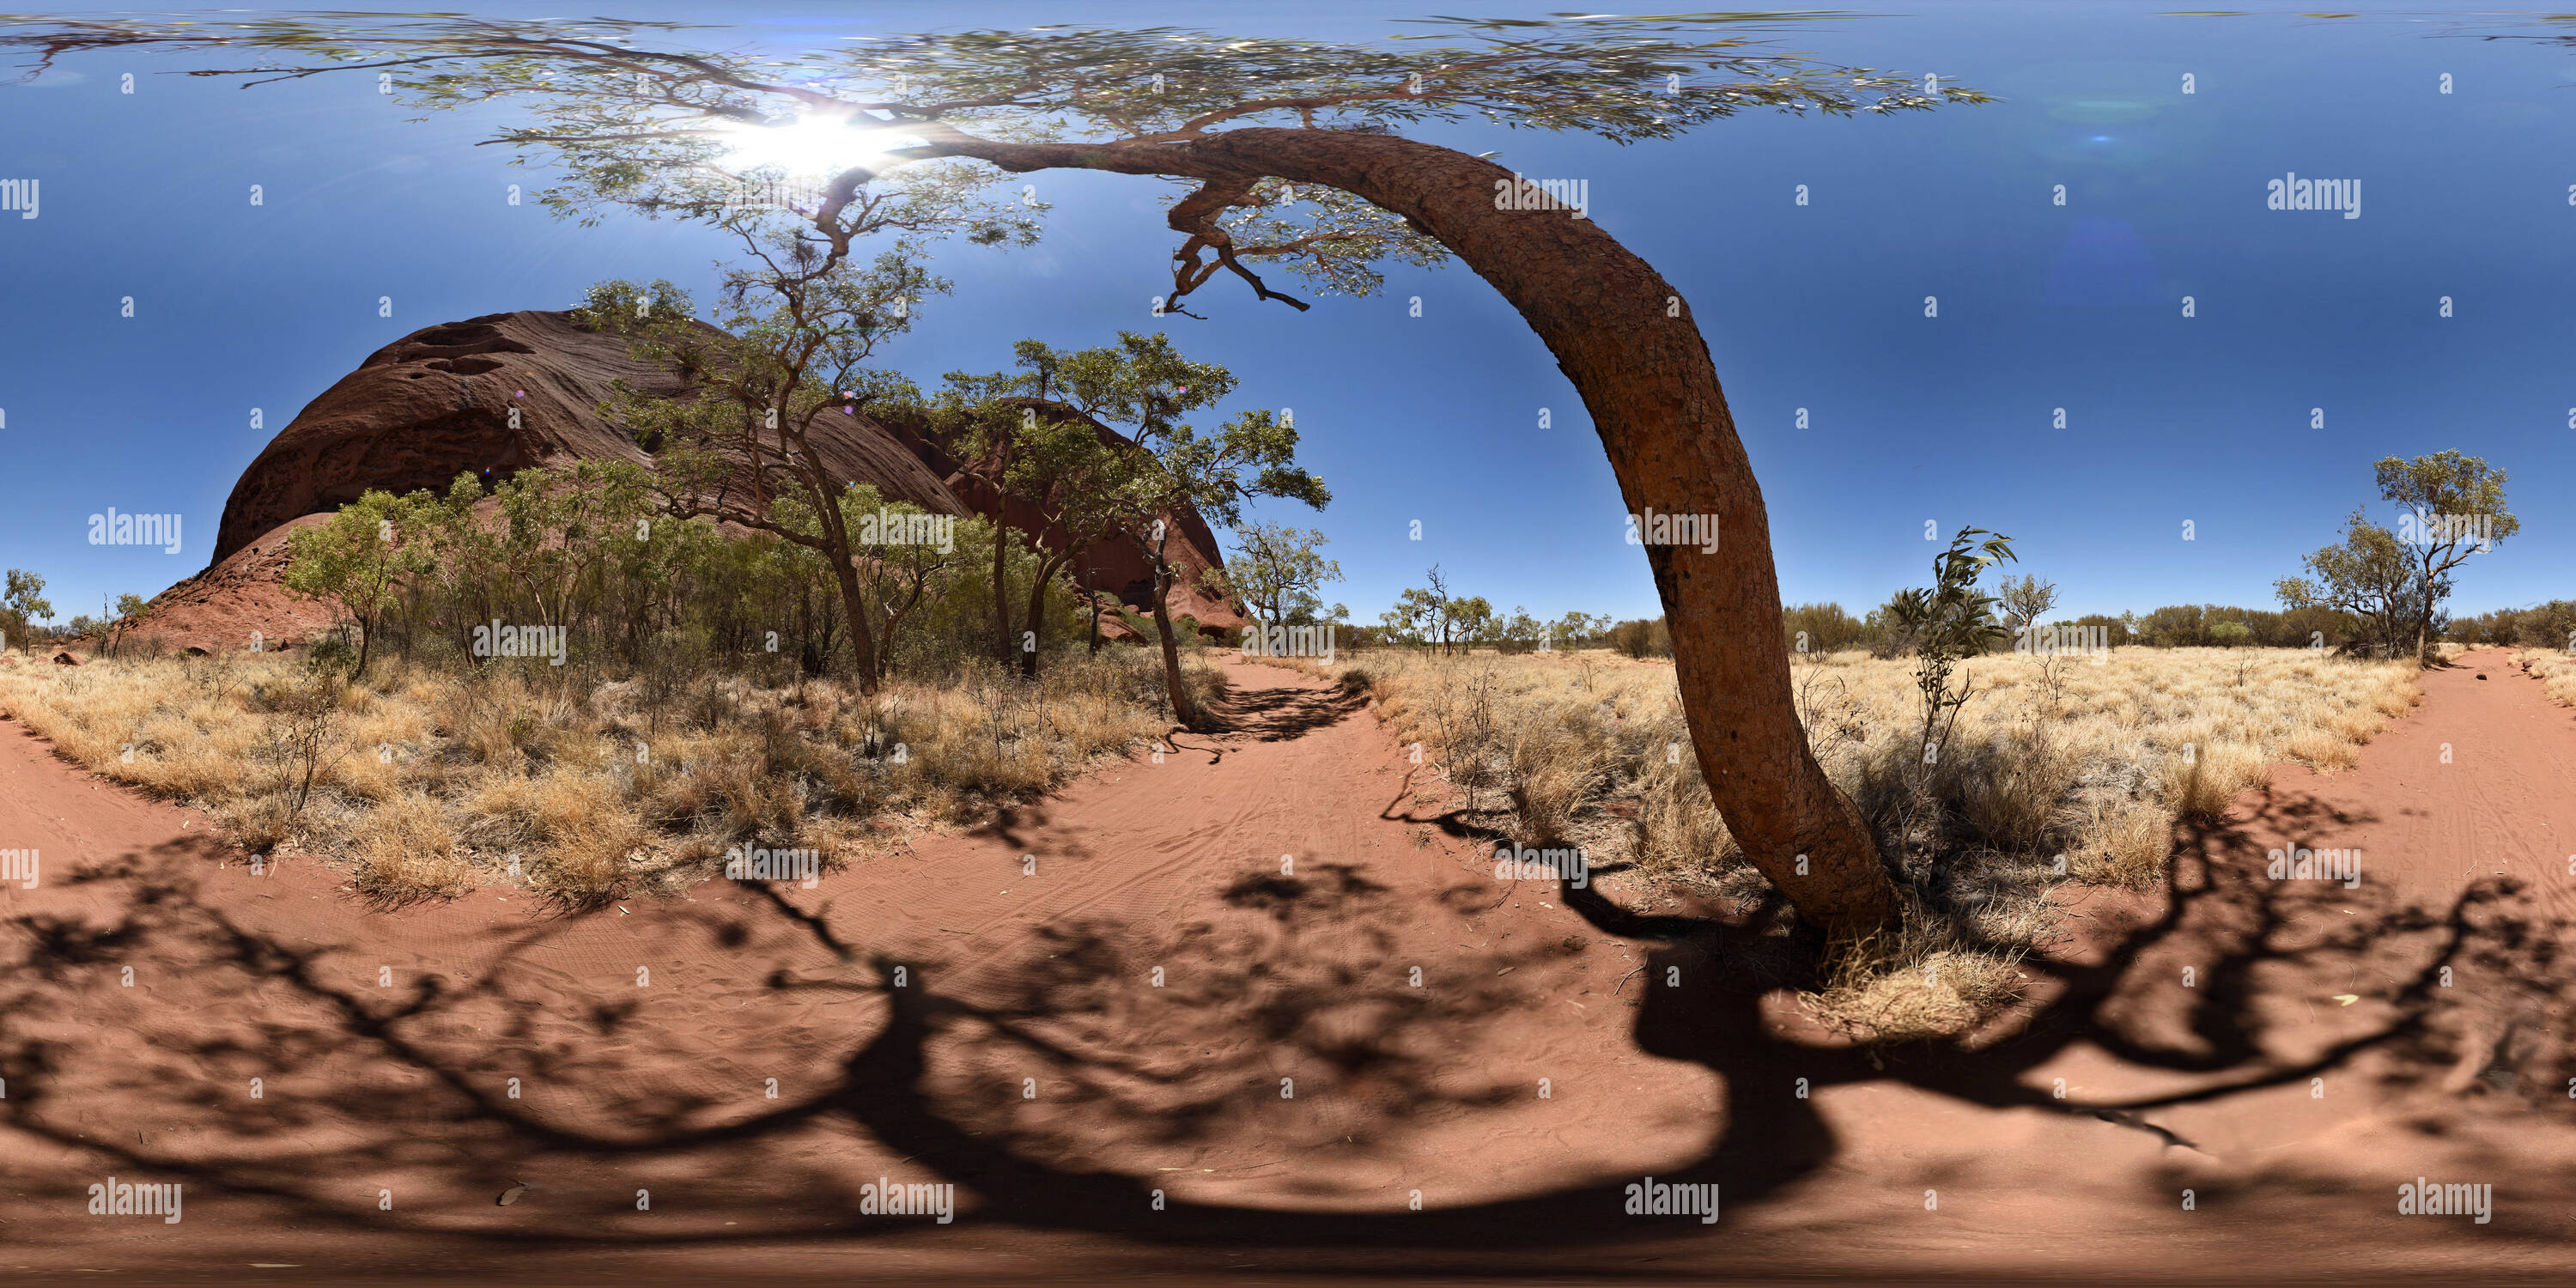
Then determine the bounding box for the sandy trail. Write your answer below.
[3,651,2575,1285]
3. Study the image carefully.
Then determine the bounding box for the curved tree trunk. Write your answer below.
[936,127,1898,939]
[1085,565,1103,656]
[1022,547,1068,680]
[1150,565,1197,731]
[826,556,882,693]
[805,493,884,692]
[993,529,1012,668]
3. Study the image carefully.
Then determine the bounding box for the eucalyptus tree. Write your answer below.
[2,568,50,656]
[106,592,150,659]
[3,10,1989,938]
[1383,565,1467,654]
[1062,352,1328,730]
[578,236,946,690]
[1230,522,1342,629]
[2277,510,2425,659]
[282,489,439,676]
[1007,410,1146,669]
[2373,451,2516,666]
[937,332,1243,682]
[941,331,1325,726]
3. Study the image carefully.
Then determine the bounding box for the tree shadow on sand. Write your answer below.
[1206,670,1366,744]
[3,772,2574,1261]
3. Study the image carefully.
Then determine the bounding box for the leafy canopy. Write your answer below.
[1230,521,1343,625]
[2,13,1984,310]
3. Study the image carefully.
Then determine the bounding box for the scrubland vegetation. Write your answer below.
[0,646,1218,904]
[0,422,2502,1048]
[1261,642,2420,1042]
[0,438,2470,1043]
[0,203,2516,1048]
[2511,648,2576,707]
[0,312,1301,905]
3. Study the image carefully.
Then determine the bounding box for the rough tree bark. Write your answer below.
[992,512,1012,670]
[1021,546,1069,680]
[1149,573,1194,731]
[808,494,884,690]
[1084,566,1103,656]
[826,552,883,690]
[1136,531,1200,731]
[910,125,1899,939]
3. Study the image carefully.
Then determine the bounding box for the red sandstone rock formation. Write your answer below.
[143,310,1241,653]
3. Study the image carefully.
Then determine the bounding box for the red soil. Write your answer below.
[3,650,2574,1285]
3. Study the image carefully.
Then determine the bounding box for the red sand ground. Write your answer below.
[4,649,2576,1285]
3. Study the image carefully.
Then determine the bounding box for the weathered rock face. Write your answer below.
[137,513,340,653]
[871,404,1245,635]
[158,309,1239,652]
[210,311,963,564]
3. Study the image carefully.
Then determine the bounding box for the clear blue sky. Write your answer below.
[3,2,2572,629]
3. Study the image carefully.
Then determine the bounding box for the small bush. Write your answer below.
[353,791,471,902]
[310,635,357,670]
[2161,740,2267,821]
[1805,913,2029,1046]
[1604,617,1671,659]
[1315,643,2417,1042]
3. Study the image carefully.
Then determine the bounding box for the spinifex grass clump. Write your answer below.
[0,646,1217,905]
[1272,640,2416,1042]
[2511,649,2576,707]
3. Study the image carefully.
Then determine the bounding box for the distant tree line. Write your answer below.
[1555,452,2529,665]
[1499,594,2512,664]
[2447,601,2576,650]
[1354,565,1612,654]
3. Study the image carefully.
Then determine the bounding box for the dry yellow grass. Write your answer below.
[1812,908,2031,1046]
[353,791,472,902]
[2511,649,2576,708]
[1337,645,2413,865]
[0,647,1207,904]
[1284,643,2419,1042]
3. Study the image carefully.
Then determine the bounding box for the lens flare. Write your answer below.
[712,116,915,175]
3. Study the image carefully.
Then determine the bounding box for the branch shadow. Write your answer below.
[4,754,2573,1267]
[1205,670,1363,742]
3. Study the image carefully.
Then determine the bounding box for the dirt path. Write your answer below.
[4,652,2575,1284]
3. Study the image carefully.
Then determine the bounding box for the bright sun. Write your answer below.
[712,116,916,176]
